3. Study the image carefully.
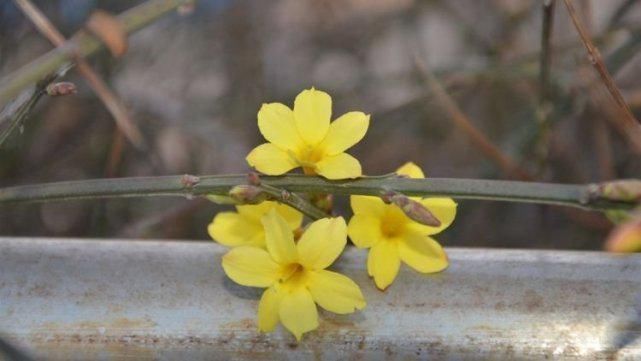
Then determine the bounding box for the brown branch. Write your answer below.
[13,0,143,148]
[413,54,532,181]
[540,0,556,105]
[535,0,557,170]
[578,66,641,154]
[563,0,640,127]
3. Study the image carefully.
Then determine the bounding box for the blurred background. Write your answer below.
[0,0,640,249]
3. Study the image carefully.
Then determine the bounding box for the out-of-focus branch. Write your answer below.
[0,0,194,107]
[564,0,640,127]
[540,0,556,105]
[413,54,532,181]
[12,0,143,148]
[607,0,638,30]
[0,69,69,146]
[535,0,556,168]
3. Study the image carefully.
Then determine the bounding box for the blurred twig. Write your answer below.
[563,0,640,127]
[0,69,68,146]
[578,66,641,154]
[119,198,207,238]
[592,116,615,180]
[0,0,194,107]
[535,0,556,169]
[413,54,532,181]
[12,0,143,148]
[607,0,638,30]
[540,0,556,104]
[105,130,126,177]
[606,30,641,75]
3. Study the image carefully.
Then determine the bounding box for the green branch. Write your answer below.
[0,174,636,212]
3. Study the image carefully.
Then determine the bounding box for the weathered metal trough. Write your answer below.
[1,237,640,360]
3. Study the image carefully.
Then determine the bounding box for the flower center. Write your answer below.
[280,262,308,288]
[291,145,325,174]
[380,207,408,239]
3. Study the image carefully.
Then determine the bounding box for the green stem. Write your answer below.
[0,174,635,212]
[258,183,327,220]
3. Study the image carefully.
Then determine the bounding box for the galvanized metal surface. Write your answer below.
[1,238,640,360]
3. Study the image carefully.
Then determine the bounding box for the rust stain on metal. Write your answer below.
[522,289,544,311]
[38,317,158,331]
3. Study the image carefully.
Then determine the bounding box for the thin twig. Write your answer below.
[607,0,638,30]
[592,116,615,180]
[13,0,143,147]
[0,0,193,107]
[606,29,641,75]
[535,0,556,169]
[0,68,69,146]
[540,0,556,105]
[578,66,641,154]
[259,183,327,220]
[0,174,636,212]
[413,54,532,181]
[563,0,640,126]
[119,198,207,238]
[105,130,126,177]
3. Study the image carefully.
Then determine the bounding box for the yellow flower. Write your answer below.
[246,88,370,179]
[208,201,302,248]
[347,162,457,290]
[222,210,366,341]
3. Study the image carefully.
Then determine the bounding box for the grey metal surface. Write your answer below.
[0,238,640,360]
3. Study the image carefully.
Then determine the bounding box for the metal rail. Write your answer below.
[0,238,640,360]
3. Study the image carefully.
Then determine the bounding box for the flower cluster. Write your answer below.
[208,88,457,341]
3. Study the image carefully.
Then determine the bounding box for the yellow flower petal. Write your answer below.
[257,102,302,151]
[279,287,318,341]
[315,153,361,179]
[350,195,385,216]
[273,202,304,231]
[293,88,331,145]
[367,241,400,290]
[319,112,370,155]
[408,197,457,235]
[308,270,366,314]
[236,201,303,231]
[297,217,347,270]
[262,209,298,265]
[258,286,281,333]
[222,246,281,287]
[398,232,448,273]
[236,202,273,221]
[246,143,298,175]
[208,212,263,247]
[347,214,382,249]
[396,162,425,179]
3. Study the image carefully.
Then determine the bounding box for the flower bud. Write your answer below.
[247,172,261,186]
[600,180,641,202]
[229,185,268,204]
[45,82,77,96]
[382,191,441,227]
[180,174,200,188]
[311,193,333,215]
